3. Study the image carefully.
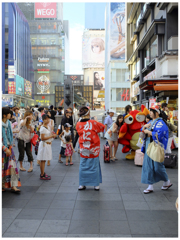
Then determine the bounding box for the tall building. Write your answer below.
[105,3,130,114]
[17,3,68,107]
[126,2,178,114]
[2,3,34,107]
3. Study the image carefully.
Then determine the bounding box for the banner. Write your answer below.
[82,36,105,68]
[133,81,140,96]
[110,3,125,60]
[24,80,32,97]
[16,75,24,96]
[8,81,16,94]
[143,69,156,81]
[94,71,105,90]
[149,98,156,108]
[35,3,56,18]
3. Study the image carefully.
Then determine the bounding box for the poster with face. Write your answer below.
[16,75,24,96]
[110,2,125,60]
[94,71,105,90]
[82,37,105,68]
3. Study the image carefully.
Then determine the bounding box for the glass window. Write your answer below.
[150,35,157,61]
[144,43,150,68]
[116,88,130,101]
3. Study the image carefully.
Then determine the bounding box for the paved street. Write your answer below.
[2,138,178,238]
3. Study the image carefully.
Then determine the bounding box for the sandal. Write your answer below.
[78,185,86,190]
[27,168,33,173]
[20,167,26,171]
[40,173,51,180]
[143,189,153,194]
[110,158,115,162]
[70,162,73,165]
[65,163,69,166]
[58,160,63,163]
[161,184,173,190]
[11,187,21,193]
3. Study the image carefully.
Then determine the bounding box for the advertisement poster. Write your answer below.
[36,75,51,94]
[149,98,156,108]
[143,69,156,81]
[8,81,16,94]
[94,71,105,90]
[35,3,56,18]
[16,75,24,96]
[110,3,125,60]
[82,36,105,68]
[24,80,32,97]
[133,81,140,96]
[173,110,178,121]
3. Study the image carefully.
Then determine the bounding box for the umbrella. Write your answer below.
[2,101,8,107]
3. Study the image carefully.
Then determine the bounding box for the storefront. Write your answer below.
[2,94,34,107]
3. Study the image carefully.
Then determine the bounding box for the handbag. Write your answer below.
[136,136,144,148]
[31,131,39,146]
[146,133,165,163]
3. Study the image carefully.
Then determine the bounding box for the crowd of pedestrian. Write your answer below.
[1,103,176,196]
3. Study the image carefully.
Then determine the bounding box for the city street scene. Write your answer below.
[2,2,178,238]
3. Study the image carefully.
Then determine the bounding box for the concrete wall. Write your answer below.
[146,13,151,30]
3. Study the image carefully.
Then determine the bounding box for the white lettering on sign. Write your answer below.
[38,57,49,61]
[84,122,92,130]
[37,64,50,67]
[37,8,55,16]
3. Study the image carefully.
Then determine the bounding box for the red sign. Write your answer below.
[42,96,45,99]
[37,69,49,71]
[149,98,156,108]
[8,82,16,94]
[120,89,130,101]
[70,76,77,81]
[35,3,56,18]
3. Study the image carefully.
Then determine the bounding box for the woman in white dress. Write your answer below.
[37,114,56,180]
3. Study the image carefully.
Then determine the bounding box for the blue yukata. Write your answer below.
[141,118,169,184]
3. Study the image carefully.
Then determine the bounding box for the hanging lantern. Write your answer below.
[38,25,41,29]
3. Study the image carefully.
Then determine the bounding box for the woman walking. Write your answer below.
[18,110,34,172]
[2,107,21,193]
[141,105,172,194]
[105,114,124,161]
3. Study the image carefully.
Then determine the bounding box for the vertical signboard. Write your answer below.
[24,80,32,98]
[16,75,24,96]
[149,98,156,108]
[110,3,125,60]
[35,3,57,18]
[8,81,16,94]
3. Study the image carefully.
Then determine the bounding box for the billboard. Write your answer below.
[16,75,24,96]
[110,3,125,60]
[82,37,105,68]
[94,71,105,90]
[36,75,51,94]
[35,3,57,18]
[8,81,16,94]
[24,80,32,97]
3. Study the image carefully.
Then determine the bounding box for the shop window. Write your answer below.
[144,43,150,68]
[150,35,157,61]
[116,88,130,101]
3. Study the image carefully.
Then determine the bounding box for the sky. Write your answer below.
[63,3,85,74]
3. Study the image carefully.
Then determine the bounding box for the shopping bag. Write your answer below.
[136,137,144,148]
[146,133,165,163]
[173,135,178,148]
[171,139,175,150]
[31,131,39,146]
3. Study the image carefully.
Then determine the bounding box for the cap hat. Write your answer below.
[64,123,72,128]
[78,106,90,117]
[109,109,115,114]
[150,105,160,114]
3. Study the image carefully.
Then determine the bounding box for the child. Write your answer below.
[145,114,152,123]
[64,135,75,166]
[37,114,56,180]
[58,123,72,163]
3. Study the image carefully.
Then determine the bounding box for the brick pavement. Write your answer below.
[2,138,178,237]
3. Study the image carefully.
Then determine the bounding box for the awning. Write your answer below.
[154,84,178,91]
[139,78,178,90]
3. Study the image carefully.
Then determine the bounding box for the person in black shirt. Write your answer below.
[57,107,63,115]
[61,108,74,142]
[49,105,57,123]
[161,103,170,121]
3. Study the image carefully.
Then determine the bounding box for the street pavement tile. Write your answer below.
[77,191,100,201]
[99,200,124,210]
[23,180,43,187]
[72,209,99,220]
[118,181,138,188]
[163,194,178,203]
[61,180,79,187]
[157,220,178,235]
[100,221,131,234]
[147,201,176,210]
[126,210,155,221]
[2,199,29,209]
[99,186,120,194]
[24,198,53,209]
[143,193,171,202]
[68,220,99,234]
[74,200,100,210]
[100,234,132,237]
[121,193,145,202]
[6,219,41,233]
[57,186,78,193]
[128,221,162,235]
[123,201,150,210]
[54,193,77,201]
[50,199,75,209]
[67,234,100,237]
[119,187,142,194]
[34,233,67,237]
[100,209,127,221]
[36,186,59,193]
[44,208,73,220]
[30,193,56,200]
[150,210,178,222]
[16,208,47,220]
[99,193,121,201]
[2,218,14,235]
[49,176,67,182]
[47,171,66,177]
[37,220,70,233]
[101,181,118,187]
[40,181,62,187]
[3,232,35,237]
[2,208,22,219]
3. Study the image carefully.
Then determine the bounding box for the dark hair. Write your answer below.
[50,105,53,110]
[115,114,124,127]
[10,110,14,118]
[35,105,38,108]
[125,105,132,114]
[2,107,11,119]
[94,72,99,80]
[150,109,161,118]
[65,135,72,142]
[42,114,49,121]
[38,107,44,112]
[44,110,50,115]
[145,114,152,121]
[161,103,167,109]
[54,107,57,110]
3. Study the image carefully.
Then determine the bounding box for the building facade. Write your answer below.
[2,3,34,107]
[126,2,178,115]
[105,2,130,114]
[17,3,67,107]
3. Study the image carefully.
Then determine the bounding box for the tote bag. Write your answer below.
[146,133,165,163]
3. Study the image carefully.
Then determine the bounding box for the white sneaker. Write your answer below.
[78,185,86,190]
[94,186,100,191]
